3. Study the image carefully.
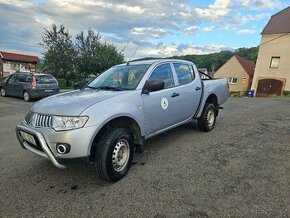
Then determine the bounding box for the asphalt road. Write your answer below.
[0,96,289,217]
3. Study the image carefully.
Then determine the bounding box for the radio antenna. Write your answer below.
[127,48,138,65]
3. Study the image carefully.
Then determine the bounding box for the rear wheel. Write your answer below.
[198,103,216,132]
[23,91,31,102]
[95,128,134,182]
[0,88,6,97]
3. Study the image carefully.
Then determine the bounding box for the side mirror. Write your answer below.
[142,80,164,94]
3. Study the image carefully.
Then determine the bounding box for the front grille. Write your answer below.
[24,112,53,128]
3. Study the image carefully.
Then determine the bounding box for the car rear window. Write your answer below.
[35,75,57,84]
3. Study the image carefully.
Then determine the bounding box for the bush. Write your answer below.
[230,91,247,97]
[282,90,290,97]
[56,78,74,89]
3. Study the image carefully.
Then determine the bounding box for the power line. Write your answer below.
[260,33,289,46]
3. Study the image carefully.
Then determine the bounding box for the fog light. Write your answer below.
[56,143,70,154]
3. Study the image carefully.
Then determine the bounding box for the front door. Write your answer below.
[142,63,180,136]
[5,74,18,96]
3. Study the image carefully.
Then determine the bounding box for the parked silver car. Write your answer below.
[16,59,229,181]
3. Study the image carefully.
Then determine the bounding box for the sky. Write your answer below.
[0,0,289,59]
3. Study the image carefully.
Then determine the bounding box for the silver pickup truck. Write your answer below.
[16,59,229,181]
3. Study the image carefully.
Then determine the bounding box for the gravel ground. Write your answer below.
[0,96,289,217]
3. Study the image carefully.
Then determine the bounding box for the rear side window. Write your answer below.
[17,74,27,82]
[35,75,57,84]
[148,64,174,89]
[173,63,193,85]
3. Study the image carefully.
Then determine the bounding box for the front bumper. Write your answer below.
[16,123,97,169]
[16,124,66,169]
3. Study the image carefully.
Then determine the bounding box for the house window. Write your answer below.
[270,57,280,68]
[228,77,237,84]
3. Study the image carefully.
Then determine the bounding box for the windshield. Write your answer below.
[87,64,150,91]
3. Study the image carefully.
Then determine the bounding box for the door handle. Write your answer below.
[195,86,201,91]
[171,93,179,98]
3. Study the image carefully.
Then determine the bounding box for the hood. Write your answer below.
[31,89,125,115]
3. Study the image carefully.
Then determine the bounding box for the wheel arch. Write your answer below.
[89,115,144,160]
[205,94,219,116]
[196,93,219,118]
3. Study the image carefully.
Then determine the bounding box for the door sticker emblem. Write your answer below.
[161,97,168,110]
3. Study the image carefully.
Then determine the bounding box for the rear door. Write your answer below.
[172,63,202,120]
[142,63,180,136]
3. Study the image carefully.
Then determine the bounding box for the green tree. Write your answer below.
[40,24,77,85]
[96,42,124,74]
[235,47,258,62]
[75,29,101,77]
[75,29,124,77]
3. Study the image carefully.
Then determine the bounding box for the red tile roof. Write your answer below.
[261,6,290,35]
[234,55,255,77]
[0,51,39,63]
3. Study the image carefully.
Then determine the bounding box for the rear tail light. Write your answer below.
[31,76,36,89]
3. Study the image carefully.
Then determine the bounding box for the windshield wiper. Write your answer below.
[95,86,124,91]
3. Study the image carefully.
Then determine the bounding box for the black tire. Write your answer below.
[95,128,134,182]
[0,88,6,97]
[198,103,216,132]
[23,91,31,102]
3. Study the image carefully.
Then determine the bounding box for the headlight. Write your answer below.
[52,116,89,131]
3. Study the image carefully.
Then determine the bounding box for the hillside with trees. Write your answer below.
[171,46,258,73]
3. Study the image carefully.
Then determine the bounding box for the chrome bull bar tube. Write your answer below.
[16,125,66,169]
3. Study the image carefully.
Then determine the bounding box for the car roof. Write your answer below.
[116,58,194,66]
[16,72,52,76]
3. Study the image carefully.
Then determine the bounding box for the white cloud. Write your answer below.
[239,0,280,9]
[202,26,217,32]
[191,0,232,21]
[110,40,230,59]
[235,29,257,34]
[0,0,282,59]
[131,27,166,38]
[183,26,199,35]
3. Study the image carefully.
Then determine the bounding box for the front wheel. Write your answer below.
[0,88,6,97]
[23,91,31,102]
[95,128,134,182]
[198,103,216,132]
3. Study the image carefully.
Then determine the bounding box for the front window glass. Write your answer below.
[88,64,150,90]
[4,76,10,83]
[148,64,174,89]
[7,74,17,83]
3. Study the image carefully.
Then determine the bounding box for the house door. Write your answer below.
[256,79,283,97]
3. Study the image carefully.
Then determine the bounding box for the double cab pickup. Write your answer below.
[16,59,229,181]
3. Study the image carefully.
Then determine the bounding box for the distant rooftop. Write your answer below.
[234,55,255,77]
[261,6,290,35]
[0,51,39,63]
